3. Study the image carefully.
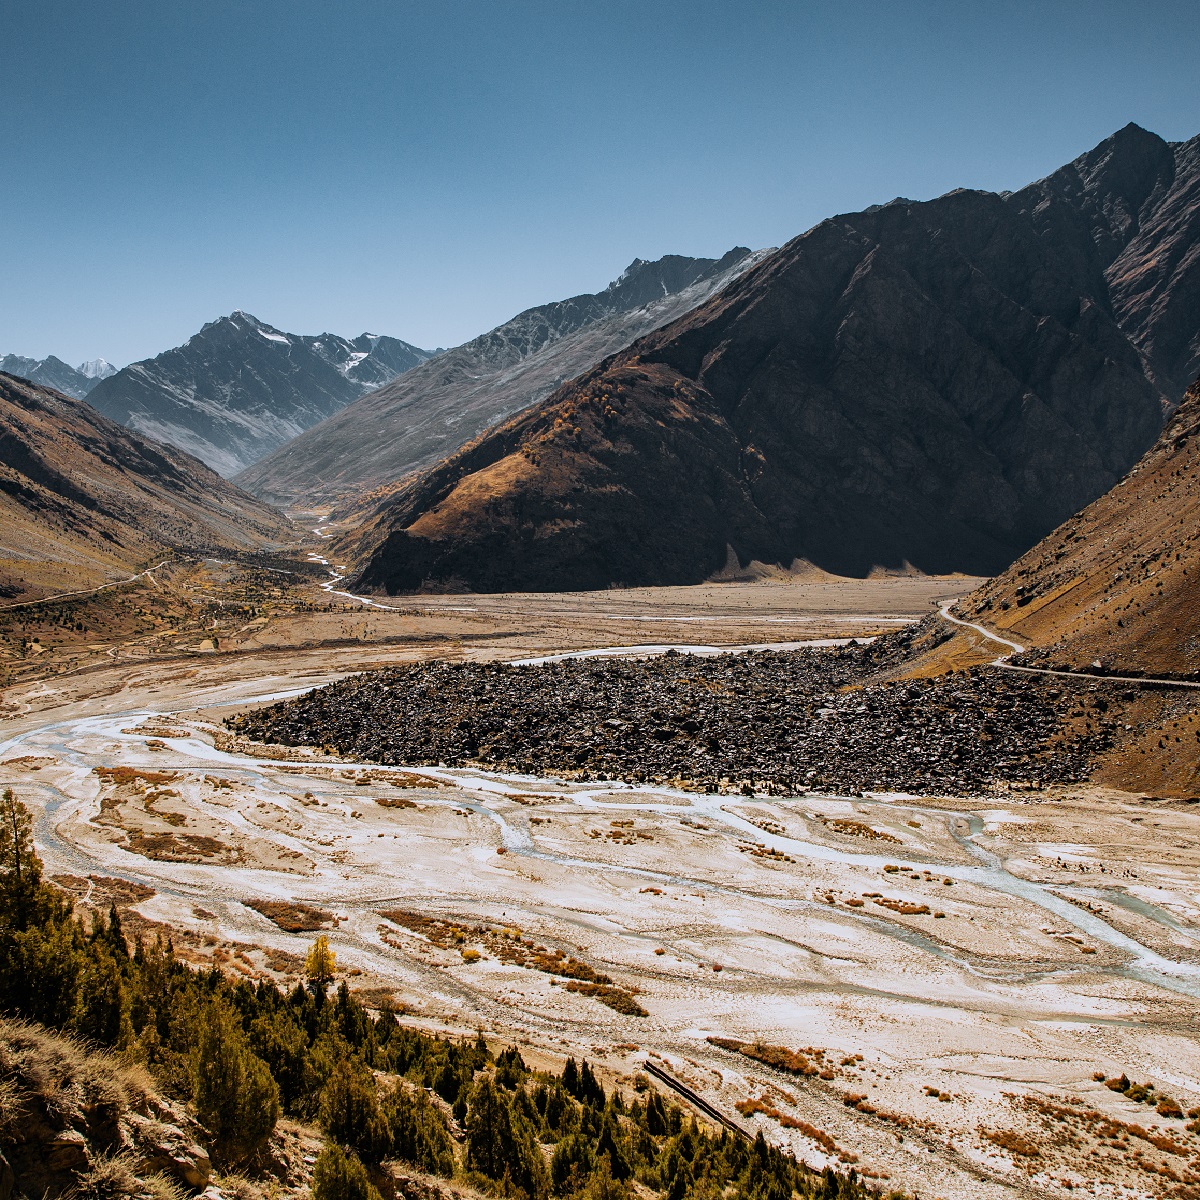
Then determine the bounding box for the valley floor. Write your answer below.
[3,575,1200,1199]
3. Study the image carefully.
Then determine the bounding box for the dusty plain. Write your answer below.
[4,564,1200,1200]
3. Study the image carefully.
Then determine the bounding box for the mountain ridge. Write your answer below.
[235,248,763,507]
[341,124,1197,595]
[959,373,1200,680]
[0,354,116,400]
[86,312,433,477]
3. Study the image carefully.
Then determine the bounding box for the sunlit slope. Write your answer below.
[961,376,1200,679]
[0,372,291,601]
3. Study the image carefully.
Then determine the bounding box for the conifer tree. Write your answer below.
[311,1143,382,1200]
[466,1077,547,1199]
[0,788,41,930]
[75,948,131,1046]
[320,1059,390,1162]
[192,1002,280,1163]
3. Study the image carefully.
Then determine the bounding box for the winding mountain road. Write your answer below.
[939,602,1200,690]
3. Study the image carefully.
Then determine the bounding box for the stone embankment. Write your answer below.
[228,628,1121,795]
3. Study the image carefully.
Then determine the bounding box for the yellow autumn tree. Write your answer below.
[305,934,336,993]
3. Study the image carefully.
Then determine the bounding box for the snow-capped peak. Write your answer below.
[77,358,117,380]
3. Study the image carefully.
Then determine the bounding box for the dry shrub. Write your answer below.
[708,1037,823,1077]
[0,1076,24,1134]
[873,897,931,916]
[825,819,899,843]
[68,1153,140,1200]
[220,1174,266,1200]
[68,1154,182,1200]
[735,1097,841,1156]
[562,982,647,1017]
[143,1175,187,1200]
[0,1018,130,1128]
[142,1176,187,1200]
[246,898,335,932]
[982,1128,1042,1158]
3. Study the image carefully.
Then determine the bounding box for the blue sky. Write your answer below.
[3,0,1199,366]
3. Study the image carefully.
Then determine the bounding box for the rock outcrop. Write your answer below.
[228,626,1119,796]
[0,1019,210,1200]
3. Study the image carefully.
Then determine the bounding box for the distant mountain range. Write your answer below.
[85,313,434,477]
[236,249,763,507]
[0,371,290,602]
[0,354,117,400]
[341,123,1200,595]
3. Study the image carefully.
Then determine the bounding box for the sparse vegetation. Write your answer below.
[380,912,646,1017]
[707,1038,825,1078]
[0,792,881,1199]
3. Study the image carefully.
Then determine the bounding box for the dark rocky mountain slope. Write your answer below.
[344,124,1197,595]
[960,374,1200,679]
[1011,122,1200,400]
[0,354,115,400]
[236,249,761,507]
[0,372,291,601]
[86,312,432,477]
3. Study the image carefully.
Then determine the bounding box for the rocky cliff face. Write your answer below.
[236,249,761,507]
[0,1019,212,1200]
[0,355,115,400]
[0,371,290,600]
[86,312,432,476]
[1011,122,1200,400]
[346,125,1198,594]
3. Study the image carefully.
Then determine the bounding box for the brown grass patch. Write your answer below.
[125,832,240,864]
[246,899,336,932]
[824,818,900,843]
[708,1037,824,1077]
[562,981,647,1016]
[93,766,179,786]
[262,947,305,974]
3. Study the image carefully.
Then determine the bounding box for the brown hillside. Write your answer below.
[0,371,292,602]
[960,376,1200,680]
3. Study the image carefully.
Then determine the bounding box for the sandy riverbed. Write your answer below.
[3,577,1199,1199]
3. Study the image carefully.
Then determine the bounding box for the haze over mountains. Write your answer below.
[85,313,434,476]
[237,249,762,507]
[0,354,116,400]
[0,371,290,602]
[343,124,1200,596]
